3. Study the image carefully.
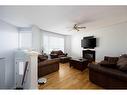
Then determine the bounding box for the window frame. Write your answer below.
[19,30,32,49]
[43,34,65,54]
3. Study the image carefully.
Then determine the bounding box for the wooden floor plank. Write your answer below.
[38,63,102,89]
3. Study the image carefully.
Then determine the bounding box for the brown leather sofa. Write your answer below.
[88,58,127,89]
[50,50,67,59]
[38,58,60,78]
[50,50,71,63]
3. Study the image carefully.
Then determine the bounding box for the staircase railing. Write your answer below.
[21,61,29,87]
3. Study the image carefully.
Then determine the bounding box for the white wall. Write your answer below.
[32,25,42,53]
[18,27,32,49]
[0,20,18,88]
[71,34,83,58]
[64,35,71,56]
[71,21,127,62]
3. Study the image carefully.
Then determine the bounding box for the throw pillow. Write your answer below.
[119,54,127,59]
[117,58,127,71]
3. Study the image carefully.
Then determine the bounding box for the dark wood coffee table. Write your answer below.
[69,58,89,71]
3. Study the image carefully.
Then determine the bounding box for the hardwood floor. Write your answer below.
[38,63,102,89]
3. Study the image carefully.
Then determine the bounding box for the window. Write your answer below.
[43,35,64,54]
[19,31,32,49]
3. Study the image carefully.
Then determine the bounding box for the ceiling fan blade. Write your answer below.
[67,23,86,32]
[79,27,86,29]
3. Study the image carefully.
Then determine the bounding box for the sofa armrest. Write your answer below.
[38,55,48,63]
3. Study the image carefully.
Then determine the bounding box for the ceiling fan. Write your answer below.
[73,24,86,31]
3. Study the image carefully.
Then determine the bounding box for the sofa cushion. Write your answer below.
[104,56,118,64]
[58,50,63,55]
[117,58,127,71]
[99,60,116,68]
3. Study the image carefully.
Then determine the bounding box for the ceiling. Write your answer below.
[0,6,127,35]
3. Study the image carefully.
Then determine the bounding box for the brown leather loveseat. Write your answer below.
[88,55,127,89]
[50,50,71,63]
[50,50,67,59]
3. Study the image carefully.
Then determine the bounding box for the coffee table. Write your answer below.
[69,58,89,71]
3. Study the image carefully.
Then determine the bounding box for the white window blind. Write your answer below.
[19,31,32,49]
[43,35,64,54]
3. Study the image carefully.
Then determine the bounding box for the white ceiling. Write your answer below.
[0,6,127,35]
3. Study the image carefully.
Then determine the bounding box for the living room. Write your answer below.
[1,5,127,92]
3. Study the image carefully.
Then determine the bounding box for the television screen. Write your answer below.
[81,37,96,48]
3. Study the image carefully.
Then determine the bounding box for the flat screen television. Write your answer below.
[81,37,96,49]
